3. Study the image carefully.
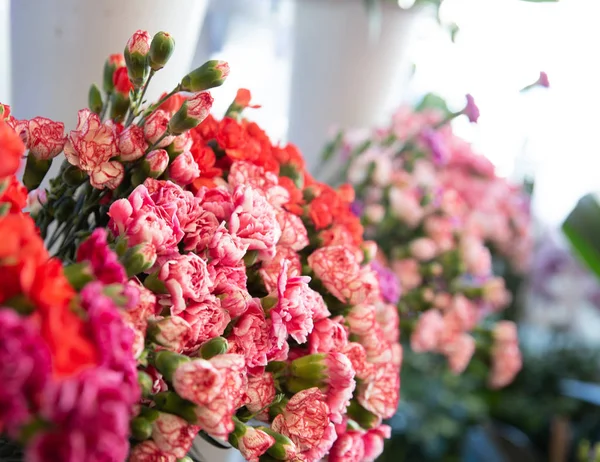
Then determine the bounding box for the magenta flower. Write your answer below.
[538,71,550,88]
[370,260,401,305]
[0,309,51,437]
[463,94,480,123]
[76,228,126,284]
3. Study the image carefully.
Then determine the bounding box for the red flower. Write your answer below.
[113,67,134,95]
[159,92,188,115]
[0,120,25,178]
[0,176,27,213]
[234,88,260,109]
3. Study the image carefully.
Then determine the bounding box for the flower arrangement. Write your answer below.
[0,29,401,461]
[323,93,531,388]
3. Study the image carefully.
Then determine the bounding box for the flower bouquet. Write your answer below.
[0,30,400,461]
[323,94,530,388]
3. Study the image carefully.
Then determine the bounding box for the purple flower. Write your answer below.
[371,260,401,305]
[80,282,140,404]
[76,228,126,284]
[537,71,550,88]
[29,369,132,462]
[420,128,449,165]
[463,94,480,123]
[0,309,51,436]
[350,200,365,217]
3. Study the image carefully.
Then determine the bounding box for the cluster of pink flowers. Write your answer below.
[0,30,400,461]
[332,96,526,384]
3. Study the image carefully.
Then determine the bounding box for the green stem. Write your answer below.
[126,70,156,126]
[99,91,112,121]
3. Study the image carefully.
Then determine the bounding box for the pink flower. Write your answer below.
[192,354,248,438]
[308,317,348,354]
[306,287,331,322]
[152,316,198,353]
[229,185,282,261]
[129,440,176,462]
[460,235,492,277]
[308,245,378,305]
[389,187,424,227]
[81,283,140,403]
[259,246,302,293]
[122,281,156,358]
[357,363,400,419]
[208,223,248,266]
[392,258,422,291]
[271,388,336,460]
[152,412,200,459]
[409,237,437,261]
[181,296,230,347]
[172,359,224,405]
[108,185,184,255]
[424,216,455,252]
[32,369,134,462]
[273,261,314,344]
[90,160,125,190]
[463,94,480,123]
[237,426,275,462]
[228,299,271,370]
[76,228,126,284]
[126,30,151,55]
[323,352,356,424]
[144,109,175,147]
[330,431,365,462]
[363,425,391,462]
[0,309,51,437]
[169,151,200,186]
[277,211,309,251]
[172,131,193,153]
[158,253,213,315]
[26,117,66,160]
[444,295,479,332]
[538,71,550,88]
[64,109,120,188]
[246,373,276,421]
[118,125,148,162]
[196,187,234,222]
[346,304,378,337]
[488,321,521,388]
[342,342,372,380]
[186,91,214,122]
[440,333,475,374]
[483,277,511,310]
[216,280,252,318]
[144,149,170,178]
[228,161,289,208]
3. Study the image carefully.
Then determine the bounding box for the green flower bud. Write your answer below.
[124,30,151,87]
[130,416,152,441]
[138,371,154,399]
[23,155,52,191]
[110,92,130,123]
[168,92,214,136]
[199,337,228,360]
[153,350,191,382]
[346,400,380,429]
[63,262,94,291]
[88,84,103,115]
[103,54,125,93]
[149,32,175,71]
[153,391,198,424]
[62,164,87,186]
[120,242,157,277]
[180,60,229,92]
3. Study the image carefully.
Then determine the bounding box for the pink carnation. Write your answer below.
[237,426,275,462]
[392,258,422,292]
[181,296,230,347]
[196,187,234,222]
[26,116,66,160]
[308,317,348,354]
[158,253,213,315]
[126,29,151,55]
[277,211,309,251]
[208,223,248,266]
[330,431,365,462]
[173,359,224,406]
[346,304,378,337]
[375,302,400,344]
[64,109,121,189]
[152,412,200,459]
[129,440,175,462]
[440,333,476,374]
[246,373,276,421]
[271,388,336,460]
[410,310,444,353]
[460,235,492,277]
[323,352,356,424]
[489,321,522,388]
[357,363,400,419]
[363,425,391,462]
[227,299,271,370]
[108,185,184,255]
[273,261,314,344]
[229,185,282,261]
[172,131,193,153]
[122,281,156,358]
[409,237,437,261]
[144,109,175,147]
[228,161,290,208]
[308,245,377,305]
[192,354,248,439]
[169,151,200,186]
[152,316,197,353]
[0,309,51,437]
[259,246,302,293]
[342,342,372,380]
[118,125,148,162]
[76,228,126,284]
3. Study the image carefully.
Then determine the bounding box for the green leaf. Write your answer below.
[562,193,600,280]
[415,93,451,116]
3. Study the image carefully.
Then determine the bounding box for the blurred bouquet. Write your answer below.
[0,30,401,461]
[323,93,532,388]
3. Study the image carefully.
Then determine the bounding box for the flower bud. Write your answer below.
[462,94,480,123]
[168,92,213,136]
[256,426,299,461]
[138,371,154,398]
[154,350,191,382]
[118,125,148,162]
[113,66,134,95]
[150,31,175,71]
[23,154,52,191]
[290,354,327,382]
[124,30,151,87]
[0,103,11,119]
[168,151,200,186]
[62,164,87,186]
[103,54,125,93]
[361,240,378,263]
[143,149,169,178]
[346,400,381,430]
[120,242,157,277]
[62,262,94,290]
[225,88,260,118]
[110,91,130,123]
[131,416,153,441]
[229,418,275,462]
[144,109,175,147]
[88,84,103,115]
[199,337,228,360]
[180,60,229,92]
[153,391,199,425]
